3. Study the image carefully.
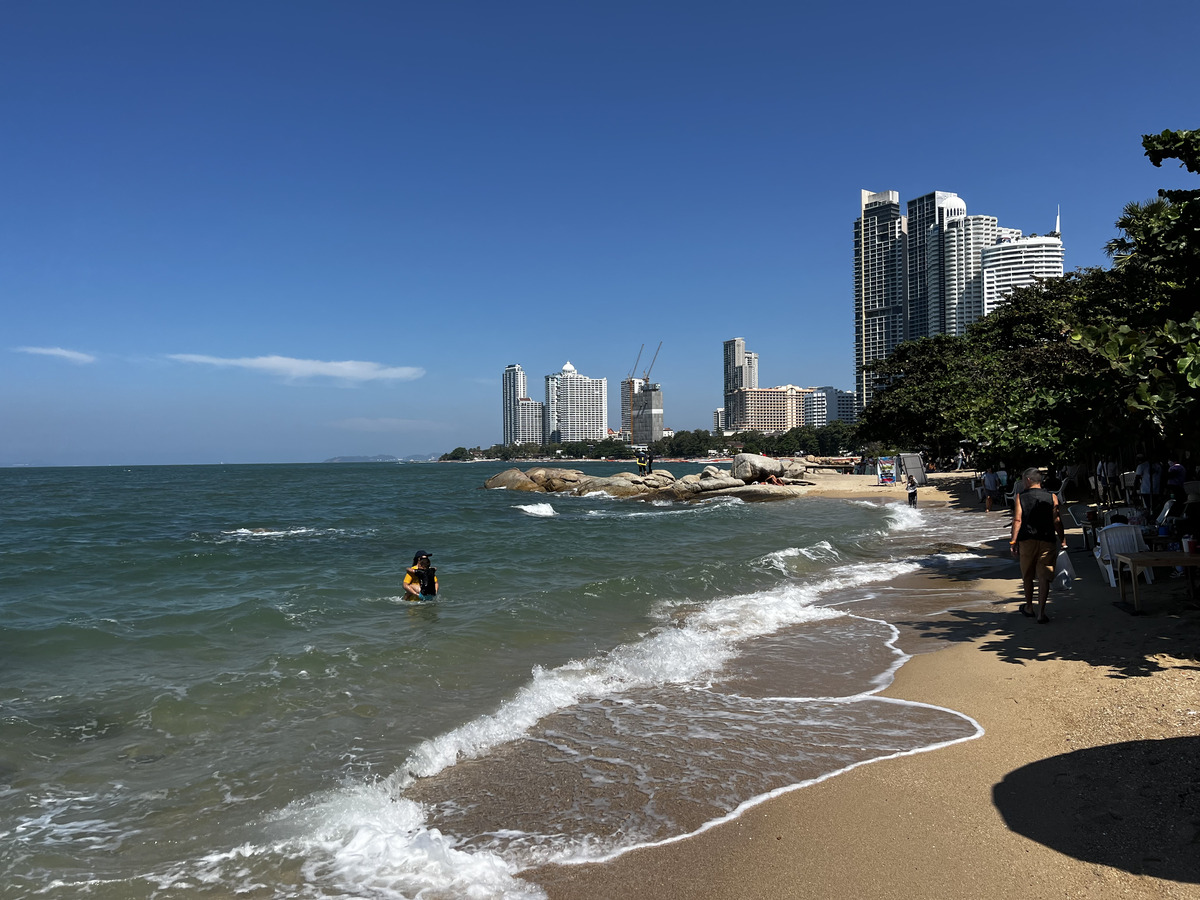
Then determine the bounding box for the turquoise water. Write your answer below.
[0,462,1007,898]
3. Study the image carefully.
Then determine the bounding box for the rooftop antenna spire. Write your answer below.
[1055,205,1061,235]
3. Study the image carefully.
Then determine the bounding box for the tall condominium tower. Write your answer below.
[938,216,1014,336]
[907,191,966,339]
[854,190,908,412]
[544,361,607,444]
[722,338,758,424]
[981,232,1065,316]
[501,364,526,446]
[501,363,543,445]
[855,190,1065,410]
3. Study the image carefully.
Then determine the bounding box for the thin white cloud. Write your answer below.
[15,346,97,364]
[331,417,445,433]
[168,354,424,382]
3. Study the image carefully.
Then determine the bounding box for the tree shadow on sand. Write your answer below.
[993,736,1200,882]
[898,542,1200,679]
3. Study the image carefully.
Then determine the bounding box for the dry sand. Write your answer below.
[527,476,1200,899]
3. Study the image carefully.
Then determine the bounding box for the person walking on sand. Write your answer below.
[1010,468,1065,623]
[982,466,1002,512]
[907,475,918,507]
[403,550,438,601]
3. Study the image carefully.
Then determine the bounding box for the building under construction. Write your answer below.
[622,342,664,446]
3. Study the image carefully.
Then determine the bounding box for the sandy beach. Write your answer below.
[527,475,1200,899]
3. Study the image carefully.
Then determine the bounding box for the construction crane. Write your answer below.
[627,344,644,380]
[642,341,662,383]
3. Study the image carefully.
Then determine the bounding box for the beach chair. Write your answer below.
[1094,524,1152,588]
[1104,506,1138,526]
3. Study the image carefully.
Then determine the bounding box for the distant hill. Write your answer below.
[322,455,400,463]
[322,454,441,463]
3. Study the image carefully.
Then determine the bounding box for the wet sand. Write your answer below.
[527,479,1200,899]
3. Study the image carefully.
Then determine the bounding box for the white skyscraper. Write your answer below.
[501,364,526,446]
[501,363,543,445]
[544,361,607,444]
[854,190,908,412]
[907,191,966,339]
[855,190,1065,409]
[938,215,1007,336]
[981,233,1065,315]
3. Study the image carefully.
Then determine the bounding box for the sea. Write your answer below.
[0,461,1012,899]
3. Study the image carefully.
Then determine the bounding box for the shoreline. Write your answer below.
[526,489,1200,899]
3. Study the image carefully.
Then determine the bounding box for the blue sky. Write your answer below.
[3,1,1197,466]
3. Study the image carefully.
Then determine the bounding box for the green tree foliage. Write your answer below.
[1074,128,1200,446]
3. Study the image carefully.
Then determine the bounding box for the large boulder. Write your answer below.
[731,453,785,482]
[782,460,808,479]
[525,467,587,493]
[696,475,746,492]
[484,468,546,492]
[697,483,807,502]
[573,476,653,498]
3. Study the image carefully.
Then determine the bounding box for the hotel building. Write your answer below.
[981,232,1065,315]
[544,361,607,444]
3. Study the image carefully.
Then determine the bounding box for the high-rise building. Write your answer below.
[713,408,726,434]
[501,364,526,445]
[981,232,1065,316]
[722,338,758,424]
[907,191,966,339]
[544,361,607,444]
[726,385,813,433]
[938,216,1009,336]
[803,386,858,427]
[855,190,1065,409]
[501,364,544,445]
[516,398,545,444]
[854,190,908,412]
[619,376,645,441]
[630,382,663,446]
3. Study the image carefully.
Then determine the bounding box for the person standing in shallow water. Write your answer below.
[1010,469,1065,623]
[403,550,438,601]
[907,475,918,507]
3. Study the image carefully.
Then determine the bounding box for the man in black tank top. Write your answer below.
[1010,467,1066,623]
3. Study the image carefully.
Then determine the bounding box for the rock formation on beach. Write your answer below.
[483,453,859,502]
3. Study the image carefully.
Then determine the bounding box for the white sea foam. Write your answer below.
[214,526,356,542]
[514,503,557,517]
[882,502,924,531]
[276,788,544,900]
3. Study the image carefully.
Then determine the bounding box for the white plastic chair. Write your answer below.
[1094,524,1153,588]
[1104,507,1137,526]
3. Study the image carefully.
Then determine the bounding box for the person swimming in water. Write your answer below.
[403,550,438,601]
